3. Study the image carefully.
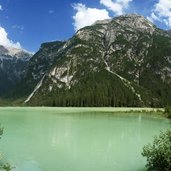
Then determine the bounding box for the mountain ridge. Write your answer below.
[1,14,171,107]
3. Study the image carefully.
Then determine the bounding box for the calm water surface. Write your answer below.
[0,107,170,171]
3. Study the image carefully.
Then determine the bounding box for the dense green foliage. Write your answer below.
[164,106,171,118]
[142,130,171,171]
[29,70,153,107]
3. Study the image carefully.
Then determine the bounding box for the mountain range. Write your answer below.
[1,14,171,107]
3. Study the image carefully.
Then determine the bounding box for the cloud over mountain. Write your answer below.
[73,3,110,31]
[72,0,133,31]
[0,26,21,48]
[100,0,132,15]
[147,0,171,28]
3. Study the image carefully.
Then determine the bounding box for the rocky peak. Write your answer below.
[0,45,8,55]
[93,19,112,25]
[113,14,155,33]
[0,45,33,95]
[40,41,65,49]
[76,15,156,49]
[76,14,156,42]
[0,45,33,61]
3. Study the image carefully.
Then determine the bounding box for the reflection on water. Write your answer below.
[0,108,170,171]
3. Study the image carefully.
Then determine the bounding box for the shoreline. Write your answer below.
[0,107,165,117]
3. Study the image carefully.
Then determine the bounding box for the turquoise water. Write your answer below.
[0,107,170,171]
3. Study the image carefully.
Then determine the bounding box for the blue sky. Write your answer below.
[0,0,171,52]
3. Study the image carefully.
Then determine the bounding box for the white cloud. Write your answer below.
[100,0,132,16]
[0,26,21,49]
[148,0,171,28]
[0,5,3,11]
[73,3,110,31]
[147,12,160,23]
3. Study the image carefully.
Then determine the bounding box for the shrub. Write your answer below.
[164,106,171,118]
[142,130,171,171]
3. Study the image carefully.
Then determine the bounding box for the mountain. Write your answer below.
[8,41,65,101]
[0,45,32,95]
[4,14,171,107]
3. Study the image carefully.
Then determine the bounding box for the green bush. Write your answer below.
[1,163,11,171]
[164,106,171,118]
[142,130,171,171]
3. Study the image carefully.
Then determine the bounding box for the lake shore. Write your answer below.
[0,107,165,118]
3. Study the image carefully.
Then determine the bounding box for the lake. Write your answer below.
[0,107,170,171]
